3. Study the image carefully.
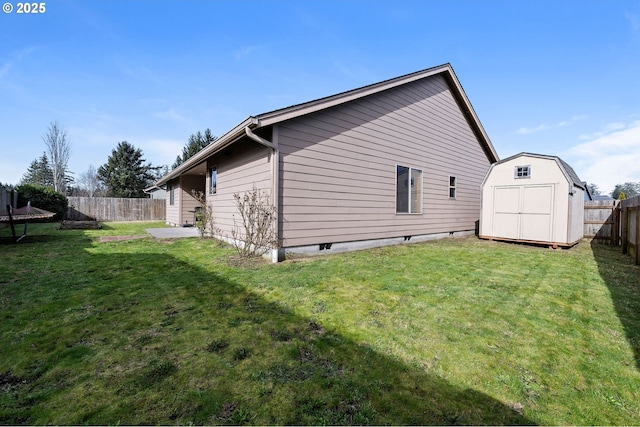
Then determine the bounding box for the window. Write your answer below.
[209,165,217,195]
[396,165,422,213]
[515,165,531,178]
[169,184,175,206]
[449,176,457,198]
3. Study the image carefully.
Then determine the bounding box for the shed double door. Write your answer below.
[492,184,555,242]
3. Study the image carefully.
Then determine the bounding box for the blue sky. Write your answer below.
[1,0,639,194]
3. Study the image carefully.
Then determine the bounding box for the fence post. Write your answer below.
[622,206,628,254]
[636,206,640,266]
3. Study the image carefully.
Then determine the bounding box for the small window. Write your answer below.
[209,165,217,195]
[396,165,422,214]
[169,184,175,206]
[449,176,457,198]
[515,165,531,178]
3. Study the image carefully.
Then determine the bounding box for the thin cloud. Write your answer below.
[234,45,259,60]
[0,46,39,79]
[114,59,162,85]
[139,138,184,166]
[153,109,191,125]
[626,12,640,34]
[566,120,640,194]
[578,121,627,140]
[515,115,587,135]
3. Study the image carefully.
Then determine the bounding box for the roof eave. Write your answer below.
[254,64,452,128]
[254,63,498,164]
[155,117,254,186]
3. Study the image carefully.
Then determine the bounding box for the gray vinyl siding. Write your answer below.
[278,74,491,247]
[205,137,272,239]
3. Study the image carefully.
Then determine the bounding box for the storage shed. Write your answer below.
[480,152,585,248]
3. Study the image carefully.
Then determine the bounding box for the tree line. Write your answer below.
[587,182,640,200]
[8,121,637,202]
[6,121,216,198]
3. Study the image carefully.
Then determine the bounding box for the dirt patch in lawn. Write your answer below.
[98,235,148,243]
[59,220,102,230]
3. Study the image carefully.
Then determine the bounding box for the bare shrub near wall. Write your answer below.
[231,185,277,257]
[191,190,220,238]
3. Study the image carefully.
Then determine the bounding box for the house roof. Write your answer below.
[156,63,498,186]
[593,194,615,201]
[491,152,585,190]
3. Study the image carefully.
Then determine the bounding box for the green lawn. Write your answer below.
[1,222,639,425]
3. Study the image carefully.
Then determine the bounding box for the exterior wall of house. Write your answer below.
[166,179,180,226]
[180,175,205,227]
[205,137,272,239]
[480,155,578,245]
[165,176,205,226]
[276,74,492,248]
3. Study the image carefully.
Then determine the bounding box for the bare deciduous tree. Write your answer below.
[43,121,72,194]
[76,164,105,197]
[231,185,278,257]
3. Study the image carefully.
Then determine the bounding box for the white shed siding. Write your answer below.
[480,154,583,246]
[278,74,492,247]
[568,185,585,243]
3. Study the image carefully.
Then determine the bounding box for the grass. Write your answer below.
[1,221,639,425]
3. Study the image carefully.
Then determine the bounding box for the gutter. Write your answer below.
[155,117,254,186]
[245,125,280,262]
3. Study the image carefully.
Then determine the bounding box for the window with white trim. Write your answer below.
[449,176,457,199]
[396,165,422,214]
[169,184,175,206]
[209,165,217,195]
[515,165,531,178]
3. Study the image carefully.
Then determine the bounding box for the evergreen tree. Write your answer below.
[611,182,640,199]
[21,153,54,188]
[97,141,159,198]
[172,128,217,169]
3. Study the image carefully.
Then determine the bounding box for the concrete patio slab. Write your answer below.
[145,227,200,239]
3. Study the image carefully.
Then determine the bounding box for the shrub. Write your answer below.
[231,185,278,258]
[15,184,68,221]
[191,189,220,238]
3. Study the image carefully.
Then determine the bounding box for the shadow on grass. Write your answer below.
[591,242,640,370]
[0,230,534,425]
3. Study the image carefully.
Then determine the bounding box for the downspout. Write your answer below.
[244,125,281,262]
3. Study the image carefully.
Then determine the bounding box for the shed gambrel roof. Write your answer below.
[487,152,585,190]
[157,63,497,186]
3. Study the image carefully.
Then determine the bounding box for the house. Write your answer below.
[155,63,498,261]
[592,194,615,201]
[479,152,585,248]
[143,185,166,200]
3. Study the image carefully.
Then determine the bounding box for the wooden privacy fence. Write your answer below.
[621,195,640,265]
[67,197,165,222]
[585,196,640,265]
[584,200,620,245]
